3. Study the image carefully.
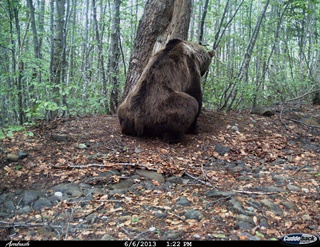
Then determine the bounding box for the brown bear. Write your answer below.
[117,38,214,143]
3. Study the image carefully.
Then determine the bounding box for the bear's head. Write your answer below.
[186,42,215,76]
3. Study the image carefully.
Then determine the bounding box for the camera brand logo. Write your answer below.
[279,233,319,246]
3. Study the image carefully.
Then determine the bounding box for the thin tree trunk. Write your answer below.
[92,0,107,108]
[50,0,66,119]
[109,0,121,114]
[198,0,209,44]
[121,0,192,101]
[237,0,270,82]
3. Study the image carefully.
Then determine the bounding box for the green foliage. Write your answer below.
[0,126,26,140]
[1,0,319,127]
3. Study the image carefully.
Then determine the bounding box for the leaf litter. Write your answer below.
[0,104,319,240]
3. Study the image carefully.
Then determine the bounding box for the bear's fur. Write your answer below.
[117,38,214,143]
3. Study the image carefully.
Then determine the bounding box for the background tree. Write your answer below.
[1,0,320,128]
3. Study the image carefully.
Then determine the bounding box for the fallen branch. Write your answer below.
[233,190,279,195]
[0,221,62,229]
[74,202,104,220]
[293,164,309,175]
[280,107,289,130]
[184,172,215,188]
[290,119,320,128]
[285,89,317,103]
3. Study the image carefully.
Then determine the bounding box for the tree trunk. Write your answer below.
[50,0,66,119]
[198,0,209,44]
[237,0,270,82]
[121,0,192,101]
[92,0,107,108]
[109,0,121,114]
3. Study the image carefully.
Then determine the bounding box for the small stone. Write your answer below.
[205,190,235,198]
[134,147,142,153]
[184,209,204,221]
[101,234,116,240]
[235,221,254,230]
[260,199,283,216]
[166,176,183,184]
[18,151,28,159]
[17,206,32,214]
[136,169,165,183]
[176,197,191,206]
[33,197,52,211]
[214,144,230,155]
[77,143,87,149]
[231,126,239,132]
[287,184,301,191]
[54,192,63,197]
[4,201,15,212]
[154,212,167,218]
[302,214,312,221]
[308,225,318,230]
[7,154,19,162]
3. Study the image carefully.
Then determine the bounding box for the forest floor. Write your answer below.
[0,102,320,241]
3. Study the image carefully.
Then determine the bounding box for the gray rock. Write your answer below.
[163,231,183,240]
[134,147,142,153]
[7,154,19,162]
[214,144,230,155]
[136,169,165,183]
[4,201,15,212]
[18,151,28,159]
[273,174,290,183]
[33,197,52,211]
[251,105,274,116]
[110,179,134,190]
[231,126,239,132]
[176,197,191,206]
[260,199,283,216]
[101,234,116,240]
[260,218,269,228]
[166,176,183,184]
[17,206,32,214]
[236,214,254,224]
[227,198,246,214]
[235,221,254,230]
[254,186,286,193]
[184,209,204,221]
[280,201,297,210]
[23,190,41,205]
[154,212,167,218]
[51,183,83,197]
[205,190,235,198]
[287,184,301,191]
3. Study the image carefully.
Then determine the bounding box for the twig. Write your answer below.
[285,89,317,103]
[280,107,289,130]
[233,190,279,195]
[74,202,104,220]
[117,224,134,238]
[184,172,215,188]
[0,221,62,229]
[293,164,309,175]
[200,164,215,187]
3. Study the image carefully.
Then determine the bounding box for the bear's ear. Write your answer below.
[208,50,215,58]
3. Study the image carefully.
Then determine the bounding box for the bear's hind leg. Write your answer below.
[160,92,199,142]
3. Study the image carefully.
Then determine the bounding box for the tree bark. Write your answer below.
[237,0,270,82]
[50,0,66,119]
[109,0,121,114]
[121,0,192,101]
